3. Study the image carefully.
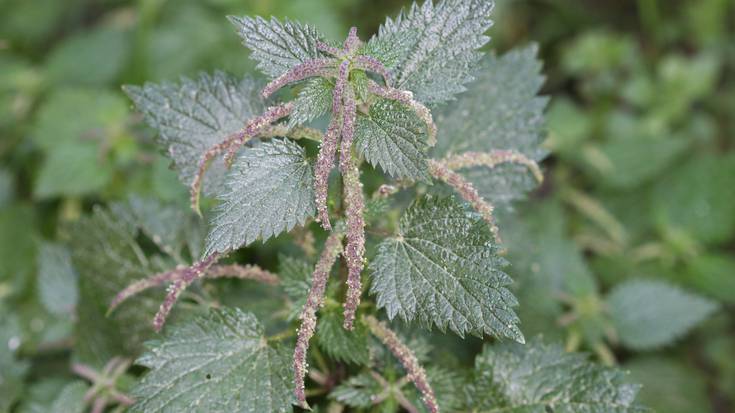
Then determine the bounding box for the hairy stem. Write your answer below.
[364,315,438,413]
[294,229,345,408]
[428,159,501,244]
[262,58,335,98]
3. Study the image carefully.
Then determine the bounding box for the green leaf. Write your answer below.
[288,77,334,128]
[48,381,88,413]
[204,138,315,255]
[131,308,293,413]
[0,313,28,412]
[374,0,494,105]
[31,88,128,152]
[406,367,465,413]
[434,45,548,204]
[70,205,163,366]
[278,254,312,320]
[652,153,735,245]
[354,97,430,181]
[37,243,78,316]
[34,143,113,199]
[316,308,370,365]
[45,26,130,86]
[607,279,718,350]
[114,196,203,262]
[123,72,265,196]
[369,196,522,341]
[0,204,37,290]
[467,338,650,412]
[228,15,327,78]
[593,136,689,189]
[626,357,710,413]
[683,253,735,305]
[329,372,382,408]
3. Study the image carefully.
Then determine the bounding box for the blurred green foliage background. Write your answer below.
[0,0,733,412]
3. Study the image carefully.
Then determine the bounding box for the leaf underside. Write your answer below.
[124,72,264,196]
[369,196,523,341]
[434,45,548,204]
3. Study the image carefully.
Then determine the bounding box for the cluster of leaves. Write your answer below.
[1,0,733,412]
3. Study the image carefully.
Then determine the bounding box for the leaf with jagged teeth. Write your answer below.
[354,97,431,182]
[229,15,328,79]
[374,0,495,105]
[288,77,334,128]
[204,138,316,255]
[124,72,264,197]
[369,195,523,341]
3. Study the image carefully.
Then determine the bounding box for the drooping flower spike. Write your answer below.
[428,150,544,244]
[108,253,280,331]
[293,227,345,408]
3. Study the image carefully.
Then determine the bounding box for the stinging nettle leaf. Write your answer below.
[204,138,316,255]
[434,45,548,205]
[468,338,650,412]
[124,72,264,197]
[228,15,328,79]
[369,196,523,341]
[288,77,334,128]
[607,279,718,350]
[316,308,370,365]
[354,97,430,182]
[130,308,293,413]
[373,0,494,105]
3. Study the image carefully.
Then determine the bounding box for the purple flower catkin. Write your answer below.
[343,26,360,53]
[293,229,344,408]
[365,315,439,413]
[152,252,220,332]
[428,159,501,244]
[190,102,294,213]
[206,264,279,284]
[108,267,182,314]
[339,86,357,172]
[341,157,365,330]
[261,58,335,98]
[316,41,343,58]
[354,55,392,86]
[441,150,544,184]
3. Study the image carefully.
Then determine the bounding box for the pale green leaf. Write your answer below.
[124,72,264,196]
[626,357,710,413]
[369,196,522,341]
[37,243,78,316]
[468,338,650,412]
[354,97,430,181]
[228,15,327,78]
[329,372,381,408]
[607,279,718,350]
[374,0,494,104]
[434,45,548,205]
[204,138,315,255]
[131,308,293,413]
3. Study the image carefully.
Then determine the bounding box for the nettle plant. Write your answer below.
[78,0,650,411]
